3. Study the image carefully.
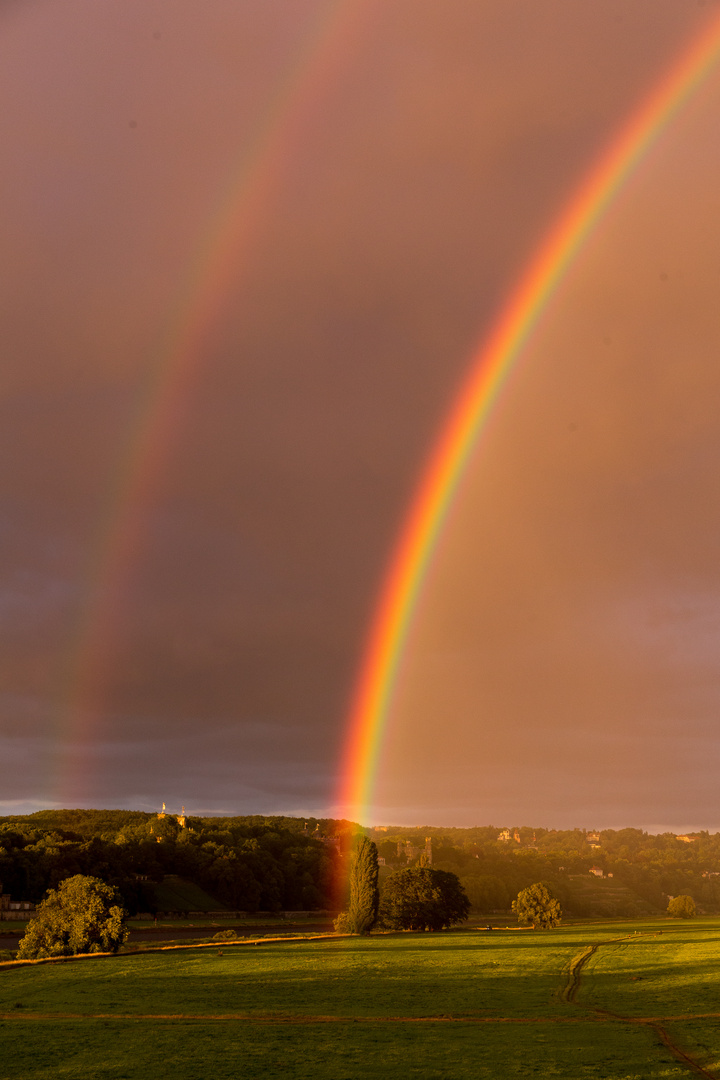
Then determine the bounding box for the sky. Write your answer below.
[2,0,720,830]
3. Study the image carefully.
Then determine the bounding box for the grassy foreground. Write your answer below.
[1,918,720,1078]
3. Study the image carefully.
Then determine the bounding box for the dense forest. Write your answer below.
[3,811,720,918]
[0,810,347,915]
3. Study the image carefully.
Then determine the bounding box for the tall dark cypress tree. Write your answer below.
[348,835,379,934]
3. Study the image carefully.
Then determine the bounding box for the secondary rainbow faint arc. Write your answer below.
[56,0,371,802]
[338,9,720,823]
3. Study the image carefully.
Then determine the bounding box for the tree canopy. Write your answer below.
[667,894,696,918]
[512,882,562,929]
[381,867,470,931]
[0,813,343,915]
[17,874,129,959]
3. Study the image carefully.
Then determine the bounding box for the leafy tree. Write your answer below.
[380,867,470,931]
[667,894,696,918]
[345,835,379,933]
[512,882,562,929]
[17,874,129,959]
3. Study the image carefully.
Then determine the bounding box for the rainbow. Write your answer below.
[337,9,720,824]
[55,0,372,803]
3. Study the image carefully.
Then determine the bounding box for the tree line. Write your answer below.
[374,825,720,916]
[4,812,720,918]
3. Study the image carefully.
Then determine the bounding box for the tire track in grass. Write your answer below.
[563,935,718,1079]
[655,1023,718,1079]
[635,1017,715,1080]
[560,944,601,1003]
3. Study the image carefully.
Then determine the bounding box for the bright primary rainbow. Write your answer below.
[337,9,720,824]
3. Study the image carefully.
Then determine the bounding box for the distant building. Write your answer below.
[0,885,34,921]
[498,829,511,842]
[587,832,601,844]
[398,840,419,861]
[157,802,186,828]
[393,837,433,864]
[589,866,604,877]
[676,835,697,844]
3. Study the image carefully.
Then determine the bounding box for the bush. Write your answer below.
[333,911,354,933]
[667,894,696,919]
[212,929,238,940]
[17,875,129,959]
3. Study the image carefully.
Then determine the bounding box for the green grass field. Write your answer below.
[1,919,719,1079]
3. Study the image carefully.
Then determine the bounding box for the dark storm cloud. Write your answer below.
[0,0,717,824]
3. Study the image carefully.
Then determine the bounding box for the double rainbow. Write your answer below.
[53,5,720,816]
[337,9,720,823]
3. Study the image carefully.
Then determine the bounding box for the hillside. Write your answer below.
[4,812,720,917]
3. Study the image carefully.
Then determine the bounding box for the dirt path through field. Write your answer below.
[561,942,603,1003]
[0,1012,602,1022]
[563,934,718,1079]
[0,1011,717,1024]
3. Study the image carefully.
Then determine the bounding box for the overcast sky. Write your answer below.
[2,0,720,829]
